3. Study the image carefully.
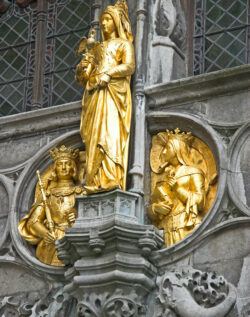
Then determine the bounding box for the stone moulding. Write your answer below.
[145,64,250,108]
[228,121,250,216]
[151,217,250,267]
[0,174,14,250]
[0,101,81,141]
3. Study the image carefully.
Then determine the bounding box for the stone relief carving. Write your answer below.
[77,290,145,317]
[83,201,100,217]
[170,0,186,50]
[76,190,141,224]
[149,0,186,84]
[154,0,186,50]
[102,199,116,215]
[154,268,237,317]
[155,0,176,38]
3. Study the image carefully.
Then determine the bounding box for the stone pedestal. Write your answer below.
[75,189,144,226]
[56,190,164,316]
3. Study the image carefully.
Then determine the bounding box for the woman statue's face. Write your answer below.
[100,13,116,36]
[163,142,177,165]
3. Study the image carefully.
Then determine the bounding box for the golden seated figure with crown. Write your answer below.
[18,146,85,266]
[149,129,218,248]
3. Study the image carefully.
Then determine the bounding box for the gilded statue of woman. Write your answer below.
[18,146,84,266]
[75,0,135,194]
[149,129,217,247]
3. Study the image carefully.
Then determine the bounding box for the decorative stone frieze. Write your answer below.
[77,290,146,317]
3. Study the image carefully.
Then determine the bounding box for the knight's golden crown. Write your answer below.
[166,128,193,144]
[50,145,79,162]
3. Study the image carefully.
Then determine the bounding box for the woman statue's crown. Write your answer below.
[115,0,128,13]
[166,128,193,143]
[50,145,79,161]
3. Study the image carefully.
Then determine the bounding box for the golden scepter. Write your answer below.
[36,170,55,239]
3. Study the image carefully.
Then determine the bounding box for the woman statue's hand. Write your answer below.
[168,176,176,188]
[98,73,111,89]
[79,54,95,70]
[153,203,172,215]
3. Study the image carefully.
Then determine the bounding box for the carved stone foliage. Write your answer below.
[0,288,75,317]
[77,290,145,317]
[154,268,237,317]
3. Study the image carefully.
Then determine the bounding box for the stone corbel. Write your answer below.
[138,229,159,257]
[56,236,79,266]
[88,228,105,254]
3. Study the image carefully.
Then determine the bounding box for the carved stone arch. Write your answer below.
[228,121,250,216]
[0,174,14,250]
[10,129,83,276]
[146,111,227,265]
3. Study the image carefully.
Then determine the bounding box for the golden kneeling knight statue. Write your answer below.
[149,129,218,248]
[75,0,135,194]
[18,146,85,266]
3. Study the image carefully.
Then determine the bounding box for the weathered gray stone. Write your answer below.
[0,262,48,296]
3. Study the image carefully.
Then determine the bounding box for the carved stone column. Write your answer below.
[129,0,148,195]
[31,0,48,110]
[91,0,102,41]
[56,190,163,317]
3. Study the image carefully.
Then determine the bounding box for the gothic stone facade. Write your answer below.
[0,0,250,316]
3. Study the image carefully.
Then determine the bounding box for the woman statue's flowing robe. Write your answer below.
[76,6,135,193]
